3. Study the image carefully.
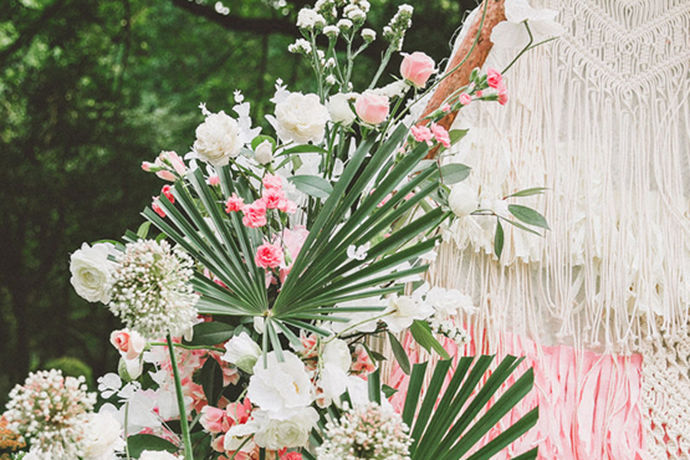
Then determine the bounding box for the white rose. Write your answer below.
[247,350,314,413]
[384,294,434,333]
[222,332,261,373]
[82,412,125,460]
[274,92,330,144]
[327,93,357,125]
[193,111,242,166]
[448,182,478,217]
[70,242,117,303]
[253,407,319,450]
[254,139,274,164]
[322,339,351,373]
[139,451,180,460]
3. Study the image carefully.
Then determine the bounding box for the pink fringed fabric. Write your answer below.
[387,332,645,459]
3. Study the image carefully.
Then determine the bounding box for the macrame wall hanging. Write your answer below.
[391,0,690,457]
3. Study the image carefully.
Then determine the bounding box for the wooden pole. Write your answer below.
[420,0,506,158]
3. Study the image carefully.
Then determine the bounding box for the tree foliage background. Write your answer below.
[0,0,473,404]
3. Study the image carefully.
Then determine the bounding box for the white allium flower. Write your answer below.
[193,111,243,166]
[491,0,563,49]
[4,369,96,459]
[108,240,199,339]
[272,92,330,144]
[70,242,118,303]
[288,38,312,54]
[297,8,326,29]
[247,350,315,414]
[316,402,412,460]
[323,24,339,38]
[139,451,181,460]
[337,18,353,30]
[327,92,357,125]
[254,139,274,164]
[82,412,125,460]
[252,407,319,450]
[222,331,261,373]
[361,28,376,42]
[448,182,478,217]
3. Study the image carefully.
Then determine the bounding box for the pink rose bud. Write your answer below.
[440,103,451,112]
[225,193,244,213]
[110,329,146,361]
[475,90,483,98]
[262,173,283,190]
[497,85,508,105]
[458,93,472,105]
[241,200,267,228]
[166,151,187,175]
[486,68,503,89]
[254,242,284,269]
[141,161,154,172]
[400,51,435,87]
[355,91,390,125]
[152,197,166,218]
[161,185,175,203]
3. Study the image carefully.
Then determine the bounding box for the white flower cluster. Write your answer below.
[108,239,199,339]
[428,315,470,346]
[4,369,96,459]
[383,4,414,50]
[288,38,312,55]
[297,7,326,30]
[316,402,412,460]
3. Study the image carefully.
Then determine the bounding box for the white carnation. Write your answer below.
[193,111,242,166]
[253,407,319,450]
[82,412,125,460]
[222,332,261,373]
[247,350,315,414]
[273,92,330,144]
[327,92,357,125]
[448,182,478,217]
[70,242,117,304]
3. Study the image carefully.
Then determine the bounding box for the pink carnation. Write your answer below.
[225,193,244,213]
[207,175,220,186]
[278,199,297,214]
[487,68,503,89]
[156,170,176,182]
[161,185,175,203]
[458,93,472,105]
[497,85,508,105]
[152,198,166,218]
[263,188,286,210]
[262,173,283,190]
[440,103,451,112]
[255,242,284,269]
[242,200,267,228]
[431,122,451,148]
[410,125,433,145]
[475,90,483,98]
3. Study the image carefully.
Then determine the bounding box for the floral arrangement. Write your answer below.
[3,1,557,459]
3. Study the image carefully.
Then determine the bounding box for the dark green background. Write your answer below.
[0,0,473,403]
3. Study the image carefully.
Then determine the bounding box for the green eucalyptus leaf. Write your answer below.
[494,219,504,258]
[126,434,178,457]
[506,187,547,198]
[410,320,450,359]
[200,356,223,405]
[288,175,333,199]
[508,204,549,229]
[439,163,471,184]
[388,331,411,375]
[185,321,234,346]
[449,129,469,145]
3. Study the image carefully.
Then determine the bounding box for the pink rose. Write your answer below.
[400,52,435,87]
[486,68,503,89]
[458,93,472,105]
[254,242,284,269]
[200,405,228,434]
[241,200,267,228]
[262,188,286,210]
[161,185,175,203]
[225,193,244,213]
[475,90,483,98]
[431,122,451,148]
[152,198,166,218]
[355,92,389,125]
[110,329,146,361]
[410,125,433,145]
[262,173,283,190]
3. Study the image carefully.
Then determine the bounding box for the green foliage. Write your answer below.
[42,356,94,389]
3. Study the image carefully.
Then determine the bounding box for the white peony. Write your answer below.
[253,407,319,450]
[384,291,434,333]
[193,111,242,166]
[222,332,261,373]
[139,451,180,460]
[70,242,117,303]
[273,92,330,144]
[327,93,357,125]
[82,412,125,460]
[448,182,478,218]
[490,0,563,49]
[254,139,274,164]
[247,350,314,413]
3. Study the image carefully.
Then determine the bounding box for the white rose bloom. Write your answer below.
[273,92,330,144]
[327,92,357,125]
[253,407,319,450]
[70,242,117,303]
[384,293,434,333]
[254,139,274,164]
[448,182,478,217]
[193,111,242,166]
[222,332,261,373]
[247,350,315,413]
[139,451,180,460]
[82,412,125,460]
[322,339,351,373]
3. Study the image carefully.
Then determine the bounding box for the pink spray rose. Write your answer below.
[200,406,229,434]
[486,68,503,89]
[110,329,146,361]
[431,122,451,148]
[458,93,472,105]
[355,91,390,125]
[225,193,244,213]
[255,242,284,269]
[241,200,267,228]
[262,173,283,190]
[400,51,435,87]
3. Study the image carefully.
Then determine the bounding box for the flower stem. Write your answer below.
[151,341,225,353]
[166,334,194,460]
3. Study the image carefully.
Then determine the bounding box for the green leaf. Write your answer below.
[494,219,504,258]
[439,163,471,184]
[449,129,469,145]
[388,331,411,375]
[382,384,398,398]
[126,434,178,457]
[410,320,450,359]
[508,204,549,229]
[251,134,276,151]
[136,221,151,239]
[367,368,381,404]
[506,187,547,198]
[200,356,223,405]
[184,321,234,346]
[288,175,333,199]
